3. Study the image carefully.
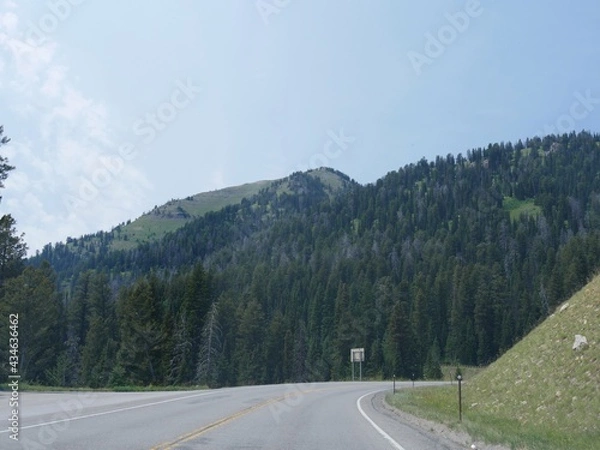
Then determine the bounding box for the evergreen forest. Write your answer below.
[3,131,600,388]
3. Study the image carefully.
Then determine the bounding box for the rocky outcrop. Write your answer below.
[572,334,588,351]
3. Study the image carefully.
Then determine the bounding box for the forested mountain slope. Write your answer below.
[10,131,600,387]
[30,167,354,283]
[63,167,351,254]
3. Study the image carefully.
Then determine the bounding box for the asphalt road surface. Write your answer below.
[0,381,465,449]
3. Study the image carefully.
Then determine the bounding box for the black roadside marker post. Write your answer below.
[457,374,463,422]
[393,374,396,394]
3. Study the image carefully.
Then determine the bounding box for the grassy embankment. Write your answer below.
[387,273,600,450]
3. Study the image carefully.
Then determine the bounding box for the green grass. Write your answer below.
[108,180,273,251]
[503,196,542,222]
[387,273,600,450]
[387,386,597,449]
[109,169,350,251]
[109,169,351,250]
[306,167,348,194]
[440,364,484,382]
[63,169,352,254]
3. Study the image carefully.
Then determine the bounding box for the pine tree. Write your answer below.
[167,309,193,385]
[115,276,165,385]
[410,279,428,373]
[264,310,285,384]
[0,263,61,383]
[291,320,308,382]
[196,302,222,387]
[423,340,443,380]
[234,299,265,385]
[68,271,93,349]
[46,330,81,387]
[0,127,27,286]
[332,282,358,379]
[383,298,417,379]
[180,263,212,380]
[474,265,495,365]
[0,215,27,284]
[79,273,117,387]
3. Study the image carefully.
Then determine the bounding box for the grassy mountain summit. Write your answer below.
[65,167,353,252]
[109,179,273,251]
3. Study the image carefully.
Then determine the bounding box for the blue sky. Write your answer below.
[1,0,599,254]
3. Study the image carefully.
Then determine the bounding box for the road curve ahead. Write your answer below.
[1,382,462,449]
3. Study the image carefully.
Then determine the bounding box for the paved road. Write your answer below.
[0,382,464,449]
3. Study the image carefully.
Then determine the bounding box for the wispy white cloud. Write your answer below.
[40,64,66,98]
[0,10,17,32]
[0,2,151,253]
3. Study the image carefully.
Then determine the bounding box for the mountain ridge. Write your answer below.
[20,130,600,388]
[57,167,354,254]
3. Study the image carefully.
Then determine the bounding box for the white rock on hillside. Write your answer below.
[572,335,588,351]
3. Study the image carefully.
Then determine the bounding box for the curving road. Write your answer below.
[1,382,463,449]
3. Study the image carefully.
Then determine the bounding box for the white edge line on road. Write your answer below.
[0,390,218,434]
[357,390,407,450]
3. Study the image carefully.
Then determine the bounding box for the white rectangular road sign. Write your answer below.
[350,348,365,362]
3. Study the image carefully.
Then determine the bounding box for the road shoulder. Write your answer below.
[375,391,510,450]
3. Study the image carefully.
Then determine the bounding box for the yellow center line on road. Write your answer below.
[150,387,335,449]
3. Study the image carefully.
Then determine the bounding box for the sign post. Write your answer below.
[350,348,365,381]
[457,374,463,422]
